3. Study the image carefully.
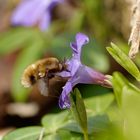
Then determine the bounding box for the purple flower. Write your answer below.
[11,0,63,31]
[57,33,111,109]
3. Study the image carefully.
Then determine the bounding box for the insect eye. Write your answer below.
[30,75,36,84]
[47,73,54,79]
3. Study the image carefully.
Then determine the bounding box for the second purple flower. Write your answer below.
[11,0,63,31]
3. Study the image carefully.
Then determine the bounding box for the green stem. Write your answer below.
[83,130,89,140]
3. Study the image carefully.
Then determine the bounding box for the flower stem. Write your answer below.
[83,130,89,140]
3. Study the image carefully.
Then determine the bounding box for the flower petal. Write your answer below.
[59,82,72,109]
[57,59,80,77]
[39,12,51,31]
[48,0,64,10]
[70,33,89,60]
[56,71,71,78]
[68,59,81,76]
[70,33,89,52]
[11,0,45,26]
[70,42,78,53]
[76,33,89,49]
[11,0,63,30]
[77,65,106,84]
[58,64,111,109]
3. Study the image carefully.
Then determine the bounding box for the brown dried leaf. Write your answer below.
[128,0,140,58]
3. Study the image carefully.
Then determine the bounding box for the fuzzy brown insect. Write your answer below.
[21,57,68,96]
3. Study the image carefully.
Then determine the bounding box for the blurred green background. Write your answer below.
[1,0,140,140]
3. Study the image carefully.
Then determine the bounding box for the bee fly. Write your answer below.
[21,57,69,96]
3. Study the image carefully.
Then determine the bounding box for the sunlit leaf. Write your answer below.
[122,86,140,140]
[107,43,140,81]
[43,133,60,140]
[3,126,43,140]
[84,93,114,114]
[87,115,110,134]
[43,130,83,140]
[56,130,72,140]
[112,72,128,107]
[41,111,69,134]
[106,105,123,122]
[61,120,81,133]
[62,115,110,134]
[112,72,140,107]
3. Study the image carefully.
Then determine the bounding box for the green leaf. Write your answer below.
[57,130,72,140]
[112,72,140,107]
[87,115,110,134]
[107,43,140,81]
[41,111,69,134]
[62,115,110,134]
[84,93,114,114]
[106,105,123,123]
[70,88,88,134]
[43,130,83,140]
[60,120,81,133]
[67,132,83,140]
[11,39,45,102]
[112,72,128,107]
[0,28,38,55]
[3,126,43,140]
[122,86,140,140]
[43,133,60,140]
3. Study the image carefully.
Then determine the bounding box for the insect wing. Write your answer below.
[37,78,49,96]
